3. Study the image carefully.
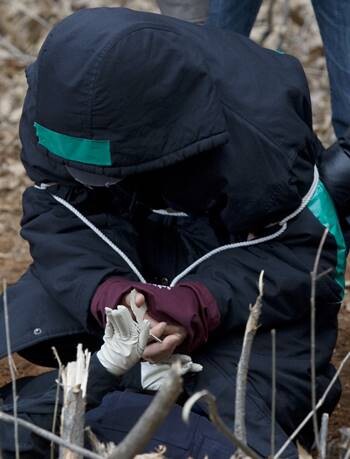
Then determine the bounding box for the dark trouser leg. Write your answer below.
[311,0,350,138]
[207,0,263,35]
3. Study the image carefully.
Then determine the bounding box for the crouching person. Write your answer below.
[0,7,349,458]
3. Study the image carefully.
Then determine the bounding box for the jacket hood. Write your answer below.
[27,7,228,179]
[21,7,320,231]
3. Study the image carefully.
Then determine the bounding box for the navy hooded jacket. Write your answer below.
[0,8,347,457]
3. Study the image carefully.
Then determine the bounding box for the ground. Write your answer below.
[0,0,349,454]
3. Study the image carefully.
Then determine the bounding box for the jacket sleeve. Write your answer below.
[91,276,220,352]
[20,184,143,329]
[92,207,344,343]
[176,210,344,333]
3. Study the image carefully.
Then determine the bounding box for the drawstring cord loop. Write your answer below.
[34,166,319,286]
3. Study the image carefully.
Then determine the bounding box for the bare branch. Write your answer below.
[234,271,264,446]
[106,362,183,459]
[51,347,63,459]
[276,0,290,50]
[344,439,350,459]
[310,228,329,453]
[270,329,276,458]
[337,428,350,459]
[85,427,116,456]
[319,412,329,459]
[134,445,167,458]
[14,4,51,29]
[0,411,102,459]
[3,279,19,459]
[315,267,333,281]
[0,350,180,459]
[182,390,259,459]
[274,351,350,458]
[59,344,91,459]
[260,0,278,45]
[0,36,35,65]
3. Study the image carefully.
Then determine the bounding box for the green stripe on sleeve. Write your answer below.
[34,122,112,166]
[307,180,346,292]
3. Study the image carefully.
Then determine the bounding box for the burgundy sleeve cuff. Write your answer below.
[90,277,135,327]
[91,277,221,352]
[136,282,220,352]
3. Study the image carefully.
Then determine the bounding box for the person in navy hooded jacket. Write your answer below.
[0,7,349,458]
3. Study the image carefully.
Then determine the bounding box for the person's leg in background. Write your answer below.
[206,0,263,35]
[311,0,350,139]
[156,0,350,140]
[156,0,209,25]
[157,0,263,35]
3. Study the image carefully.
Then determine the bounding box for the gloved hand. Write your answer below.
[141,354,203,391]
[97,306,150,376]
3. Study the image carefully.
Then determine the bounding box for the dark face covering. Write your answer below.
[130,149,228,216]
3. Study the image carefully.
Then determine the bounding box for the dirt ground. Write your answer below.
[330,297,350,441]
[0,0,350,454]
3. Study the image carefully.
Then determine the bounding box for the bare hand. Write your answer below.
[142,322,187,363]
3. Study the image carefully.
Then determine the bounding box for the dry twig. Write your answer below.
[0,349,182,459]
[319,412,329,459]
[51,346,64,459]
[260,0,278,45]
[13,3,51,29]
[341,428,350,459]
[310,228,329,453]
[276,0,290,50]
[0,36,35,65]
[106,362,183,459]
[234,271,264,448]
[270,329,276,458]
[2,279,19,459]
[0,411,102,459]
[86,428,116,456]
[182,390,259,459]
[59,344,91,459]
[274,351,350,458]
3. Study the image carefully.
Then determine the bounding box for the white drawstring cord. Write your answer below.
[34,182,58,190]
[48,191,146,283]
[34,166,318,287]
[169,166,319,286]
[169,223,288,287]
[152,209,189,217]
[280,166,319,225]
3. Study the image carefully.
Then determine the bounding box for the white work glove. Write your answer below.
[141,354,203,391]
[97,306,150,376]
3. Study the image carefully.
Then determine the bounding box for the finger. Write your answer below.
[129,289,147,323]
[143,312,159,328]
[177,354,192,364]
[109,306,134,338]
[179,361,203,375]
[163,323,187,339]
[165,354,191,369]
[190,363,203,373]
[135,292,146,307]
[104,320,114,339]
[125,291,145,308]
[149,321,167,340]
[160,325,187,347]
[150,334,181,360]
[143,334,181,362]
[104,311,114,339]
[138,320,151,352]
